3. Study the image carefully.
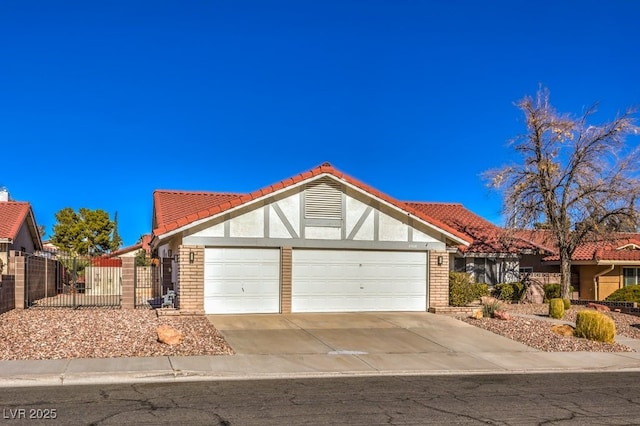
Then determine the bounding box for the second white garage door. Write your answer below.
[204,248,280,314]
[292,249,427,312]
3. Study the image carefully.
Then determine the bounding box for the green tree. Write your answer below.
[51,207,117,255]
[135,249,151,266]
[111,211,122,251]
[486,87,640,299]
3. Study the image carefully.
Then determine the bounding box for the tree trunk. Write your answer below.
[559,251,572,299]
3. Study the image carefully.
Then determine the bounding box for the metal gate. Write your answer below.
[134,261,162,308]
[25,254,122,308]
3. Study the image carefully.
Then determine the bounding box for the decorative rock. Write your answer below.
[471,309,483,319]
[587,303,611,312]
[157,324,184,345]
[493,311,511,321]
[551,324,575,337]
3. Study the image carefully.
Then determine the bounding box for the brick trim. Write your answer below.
[281,247,292,313]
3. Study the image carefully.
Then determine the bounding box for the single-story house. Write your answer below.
[0,189,43,274]
[406,203,556,286]
[150,163,473,314]
[543,234,640,300]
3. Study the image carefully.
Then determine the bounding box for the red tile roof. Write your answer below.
[0,201,31,241]
[152,163,472,243]
[406,202,547,254]
[153,191,242,231]
[544,233,640,262]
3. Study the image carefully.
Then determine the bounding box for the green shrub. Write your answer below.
[449,272,490,307]
[574,310,616,343]
[549,298,565,319]
[605,286,640,303]
[563,298,571,310]
[543,284,574,302]
[480,296,504,318]
[494,282,525,302]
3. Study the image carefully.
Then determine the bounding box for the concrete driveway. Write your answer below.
[208,312,535,356]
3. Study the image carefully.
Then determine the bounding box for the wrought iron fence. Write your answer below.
[26,254,122,308]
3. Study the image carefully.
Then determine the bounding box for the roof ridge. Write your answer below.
[404,201,463,206]
[153,189,245,196]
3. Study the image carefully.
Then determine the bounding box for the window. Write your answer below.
[453,257,466,272]
[623,268,640,286]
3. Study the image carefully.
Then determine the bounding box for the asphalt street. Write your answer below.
[1,372,639,425]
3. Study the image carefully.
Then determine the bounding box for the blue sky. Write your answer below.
[2,1,639,247]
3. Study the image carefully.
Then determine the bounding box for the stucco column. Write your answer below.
[428,251,450,308]
[121,257,135,309]
[177,245,205,315]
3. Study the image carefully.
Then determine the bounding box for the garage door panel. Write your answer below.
[292,250,427,312]
[204,248,280,314]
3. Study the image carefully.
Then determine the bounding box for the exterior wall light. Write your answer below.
[189,251,195,264]
[437,255,444,266]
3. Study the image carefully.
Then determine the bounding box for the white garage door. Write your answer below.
[204,248,280,314]
[292,250,427,312]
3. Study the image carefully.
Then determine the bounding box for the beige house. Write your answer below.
[544,235,640,300]
[150,163,471,314]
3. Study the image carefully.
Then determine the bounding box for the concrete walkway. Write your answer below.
[2,312,640,387]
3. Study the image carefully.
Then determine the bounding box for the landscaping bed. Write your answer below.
[460,303,640,352]
[0,308,234,360]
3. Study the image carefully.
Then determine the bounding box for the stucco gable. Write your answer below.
[185,183,446,246]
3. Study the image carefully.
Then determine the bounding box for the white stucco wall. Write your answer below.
[229,207,264,238]
[378,213,408,241]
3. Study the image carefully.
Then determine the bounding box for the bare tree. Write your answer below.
[486,87,640,298]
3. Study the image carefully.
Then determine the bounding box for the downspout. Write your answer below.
[593,265,614,301]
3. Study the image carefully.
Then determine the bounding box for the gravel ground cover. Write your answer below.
[0,308,234,360]
[460,303,640,352]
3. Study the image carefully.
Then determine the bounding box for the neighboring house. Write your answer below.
[150,163,472,314]
[406,202,554,286]
[106,234,152,259]
[543,234,640,300]
[0,189,43,273]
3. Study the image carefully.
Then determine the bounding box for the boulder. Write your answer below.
[157,324,184,345]
[587,303,611,312]
[493,311,511,321]
[551,324,575,337]
[471,309,483,319]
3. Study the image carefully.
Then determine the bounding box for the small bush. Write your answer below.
[543,284,574,302]
[549,298,565,319]
[449,272,490,307]
[494,282,525,302]
[480,296,504,318]
[563,298,571,310]
[574,310,616,343]
[605,286,640,303]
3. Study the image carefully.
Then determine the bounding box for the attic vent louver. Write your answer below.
[304,177,342,220]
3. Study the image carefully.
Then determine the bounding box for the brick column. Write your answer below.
[12,252,25,309]
[428,251,450,308]
[280,247,292,313]
[121,257,135,309]
[177,245,205,315]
